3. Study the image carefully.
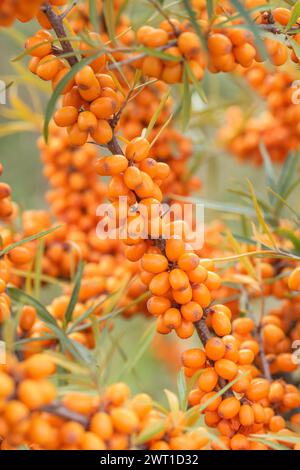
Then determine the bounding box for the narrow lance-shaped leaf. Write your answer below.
[145,89,170,138]
[8,287,58,327]
[182,0,207,50]
[64,260,85,327]
[177,368,188,411]
[185,61,208,103]
[285,0,300,31]
[181,65,192,131]
[89,0,99,33]
[259,141,277,204]
[230,0,268,59]
[0,225,63,257]
[103,0,116,43]
[135,420,166,446]
[247,179,277,249]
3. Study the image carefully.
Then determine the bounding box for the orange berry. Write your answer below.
[110,408,140,434]
[147,295,171,316]
[163,307,182,329]
[178,32,201,58]
[230,433,250,451]
[178,252,199,272]
[165,238,186,262]
[90,412,113,441]
[149,272,170,296]
[77,111,98,132]
[142,254,168,274]
[215,359,238,381]
[36,55,61,80]
[198,368,219,392]
[105,382,130,406]
[176,320,194,338]
[273,7,291,26]
[54,106,78,127]
[181,301,203,322]
[90,119,113,144]
[182,348,206,369]
[80,432,106,450]
[25,354,55,379]
[68,123,88,146]
[95,155,128,176]
[246,378,270,401]
[288,267,300,290]
[90,96,119,119]
[205,337,225,361]
[208,33,232,56]
[239,404,255,427]
[125,137,150,162]
[211,310,232,337]
[218,397,241,419]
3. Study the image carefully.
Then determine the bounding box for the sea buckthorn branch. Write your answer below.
[41,401,89,427]
[42,1,79,67]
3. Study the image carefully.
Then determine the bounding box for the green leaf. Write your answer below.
[135,420,166,446]
[34,239,45,300]
[168,193,256,217]
[249,437,290,451]
[182,0,207,50]
[8,287,58,327]
[67,294,113,333]
[185,62,207,103]
[276,228,300,252]
[277,151,300,198]
[89,0,99,32]
[251,433,300,445]
[118,321,156,379]
[186,370,250,419]
[181,65,192,131]
[103,0,116,43]
[206,0,214,20]
[259,141,277,201]
[267,187,300,224]
[247,179,277,248]
[138,46,181,62]
[63,260,84,327]
[0,225,63,257]
[145,89,170,138]
[43,54,101,142]
[177,368,188,411]
[164,389,180,415]
[285,0,300,30]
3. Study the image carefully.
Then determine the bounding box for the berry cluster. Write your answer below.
[182,313,300,450]
[0,355,211,450]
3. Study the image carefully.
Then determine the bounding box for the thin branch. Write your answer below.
[42,2,79,67]
[42,402,89,427]
[147,0,180,37]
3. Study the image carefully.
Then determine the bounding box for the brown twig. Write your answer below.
[42,2,79,67]
[147,0,180,37]
[42,402,89,427]
[257,325,272,382]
